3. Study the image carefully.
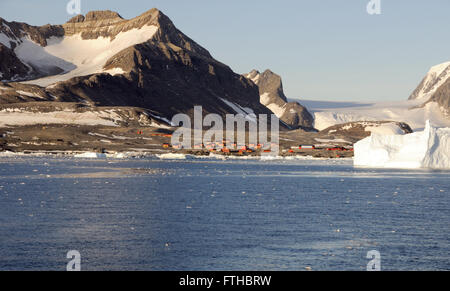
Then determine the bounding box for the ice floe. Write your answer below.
[74,152,107,158]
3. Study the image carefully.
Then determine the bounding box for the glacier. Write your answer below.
[354,121,450,169]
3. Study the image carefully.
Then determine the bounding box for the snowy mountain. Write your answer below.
[0,9,276,126]
[409,62,450,101]
[303,62,450,131]
[308,99,450,132]
[409,61,450,117]
[244,69,314,129]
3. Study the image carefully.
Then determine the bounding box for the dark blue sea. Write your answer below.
[0,156,448,270]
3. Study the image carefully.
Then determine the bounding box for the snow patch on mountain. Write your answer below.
[18,25,158,86]
[265,102,286,118]
[365,123,406,135]
[220,98,257,122]
[258,92,288,119]
[0,109,122,127]
[260,92,287,118]
[15,90,45,99]
[260,92,270,105]
[0,32,13,49]
[103,67,126,76]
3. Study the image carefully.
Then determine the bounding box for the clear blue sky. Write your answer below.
[1,0,449,102]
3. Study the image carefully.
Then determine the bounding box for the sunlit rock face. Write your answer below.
[244,69,314,130]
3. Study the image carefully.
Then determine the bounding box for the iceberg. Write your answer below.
[74,152,107,159]
[156,153,189,160]
[354,121,450,169]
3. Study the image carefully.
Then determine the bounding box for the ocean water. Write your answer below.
[0,156,448,271]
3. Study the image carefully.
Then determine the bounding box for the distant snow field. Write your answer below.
[299,99,450,131]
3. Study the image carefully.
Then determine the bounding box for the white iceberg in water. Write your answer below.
[74,152,107,159]
[354,121,450,169]
[156,153,188,160]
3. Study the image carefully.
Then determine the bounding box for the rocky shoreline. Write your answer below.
[0,123,356,159]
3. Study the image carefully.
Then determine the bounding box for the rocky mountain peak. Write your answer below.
[67,10,124,24]
[409,61,450,118]
[246,70,261,80]
[63,10,129,39]
[60,8,212,58]
[85,10,123,22]
[409,61,450,101]
[244,69,288,103]
[260,70,288,103]
[244,69,314,129]
[66,15,85,23]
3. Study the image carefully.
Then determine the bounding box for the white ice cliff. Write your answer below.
[354,121,450,169]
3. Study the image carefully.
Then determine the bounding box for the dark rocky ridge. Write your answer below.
[0,44,30,81]
[427,78,450,116]
[0,17,64,47]
[67,11,124,23]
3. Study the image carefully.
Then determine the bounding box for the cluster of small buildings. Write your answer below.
[152,133,173,138]
[163,140,277,154]
[157,132,354,155]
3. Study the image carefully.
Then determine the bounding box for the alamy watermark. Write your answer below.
[366,250,381,271]
[66,250,81,271]
[367,0,381,15]
[67,0,81,15]
[170,106,279,156]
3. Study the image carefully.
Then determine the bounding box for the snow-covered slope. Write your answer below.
[0,104,166,127]
[409,62,450,101]
[408,61,450,118]
[364,122,408,135]
[17,25,158,87]
[354,121,450,169]
[0,109,119,127]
